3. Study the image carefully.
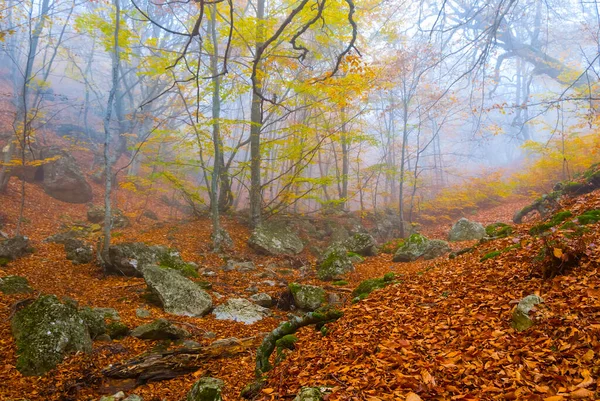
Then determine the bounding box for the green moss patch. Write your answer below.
[485,223,513,238]
[352,273,396,300]
[530,211,573,235]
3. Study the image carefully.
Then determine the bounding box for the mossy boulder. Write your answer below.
[289,283,326,311]
[511,294,544,331]
[11,295,92,376]
[0,236,33,263]
[422,239,451,260]
[248,222,304,256]
[343,232,378,256]
[186,377,224,401]
[107,243,195,277]
[142,265,212,317]
[448,218,486,241]
[0,276,33,294]
[131,318,190,340]
[316,243,354,280]
[392,234,429,262]
[79,307,120,339]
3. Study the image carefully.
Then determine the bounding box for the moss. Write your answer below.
[383,272,395,282]
[332,280,348,286]
[408,233,427,245]
[79,307,107,339]
[320,325,329,336]
[485,223,513,238]
[352,274,395,299]
[275,334,298,350]
[577,209,600,225]
[380,239,405,254]
[0,276,33,294]
[530,210,573,235]
[480,250,502,262]
[0,257,10,266]
[107,322,130,339]
[288,283,301,294]
[158,250,198,278]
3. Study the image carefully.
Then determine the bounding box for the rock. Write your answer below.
[289,283,326,311]
[293,387,323,401]
[249,293,273,307]
[64,238,93,265]
[41,151,92,203]
[87,205,130,228]
[203,331,216,339]
[221,260,255,272]
[317,243,353,280]
[44,229,85,244]
[79,307,120,339]
[327,293,342,306]
[96,334,112,342]
[392,234,430,262]
[512,295,544,331]
[186,377,224,401]
[107,322,130,338]
[248,222,304,256]
[123,396,143,401]
[327,222,349,243]
[213,298,271,324]
[142,265,212,317]
[142,210,159,220]
[11,295,92,376]
[348,253,364,264]
[136,308,151,318]
[0,276,33,294]
[343,232,378,256]
[107,242,169,276]
[131,318,190,340]
[0,236,32,263]
[94,307,120,321]
[421,239,451,260]
[448,218,486,241]
[245,285,258,294]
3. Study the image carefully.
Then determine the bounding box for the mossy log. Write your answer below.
[102,336,260,383]
[255,308,343,377]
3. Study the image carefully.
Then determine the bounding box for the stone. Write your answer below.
[107,242,175,277]
[79,307,120,339]
[44,229,85,244]
[392,234,430,262]
[186,377,224,401]
[317,243,353,281]
[421,239,451,260]
[136,308,151,318]
[123,395,143,401]
[289,283,326,311]
[248,222,304,256]
[213,298,271,324]
[41,151,92,204]
[64,238,93,265]
[142,210,159,220]
[448,218,486,241]
[293,387,323,401]
[0,236,32,263]
[245,285,258,294]
[142,265,212,317]
[221,260,255,272]
[343,232,378,256]
[87,205,130,228]
[131,318,190,340]
[512,294,544,331]
[11,295,92,376]
[0,276,33,294]
[249,293,273,307]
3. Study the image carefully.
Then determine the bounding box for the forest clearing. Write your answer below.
[1,0,600,400]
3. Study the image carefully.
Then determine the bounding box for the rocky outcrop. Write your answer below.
[131,318,190,340]
[213,298,271,324]
[186,377,224,401]
[142,265,212,317]
[11,295,92,376]
[248,222,304,256]
[289,283,326,311]
[448,218,486,241]
[317,243,354,281]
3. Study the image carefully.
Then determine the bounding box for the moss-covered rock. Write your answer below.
[511,294,544,331]
[485,222,513,238]
[107,321,130,339]
[248,222,304,256]
[352,273,395,300]
[0,276,33,294]
[289,283,326,311]
[131,318,190,340]
[343,232,378,256]
[422,239,451,260]
[11,295,92,376]
[392,234,429,262]
[448,218,486,241]
[316,243,353,281]
[186,377,224,401]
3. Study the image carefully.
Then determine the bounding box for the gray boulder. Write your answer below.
[448,218,486,241]
[64,238,93,265]
[249,293,273,307]
[107,242,168,276]
[344,232,378,256]
[0,275,33,294]
[317,243,354,281]
[422,239,451,260]
[248,222,304,256]
[87,205,130,228]
[392,234,430,262]
[11,295,92,376]
[289,283,326,311]
[0,236,32,263]
[42,151,92,204]
[131,318,190,340]
[186,377,224,401]
[512,294,544,331]
[213,298,271,324]
[142,265,212,317]
[294,387,323,401]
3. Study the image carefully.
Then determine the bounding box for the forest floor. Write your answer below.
[0,178,599,401]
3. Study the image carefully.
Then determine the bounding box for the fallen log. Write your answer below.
[102,336,261,383]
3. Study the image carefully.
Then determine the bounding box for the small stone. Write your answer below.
[512,294,544,331]
[249,293,272,307]
[0,276,33,294]
[96,334,112,342]
[136,308,151,318]
[186,377,224,401]
[293,387,323,401]
[245,285,259,294]
[131,319,190,340]
[123,396,143,401]
[203,331,217,339]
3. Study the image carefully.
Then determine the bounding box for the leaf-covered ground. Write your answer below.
[0,178,599,400]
